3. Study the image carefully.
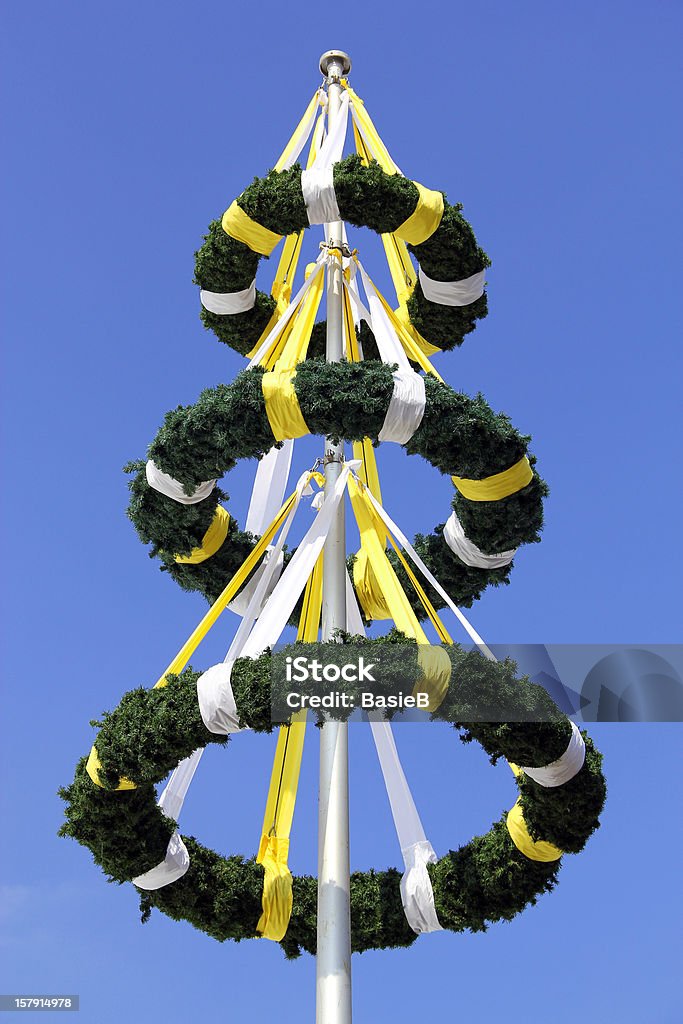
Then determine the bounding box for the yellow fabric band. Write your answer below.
[222,200,282,257]
[452,456,533,502]
[506,800,563,862]
[416,645,452,713]
[256,554,322,940]
[246,112,325,361]
[256,836,293,941]
[349,477,451,711]
[395,182,444,246]
[85,746,136,792]
[262,368,310,441]
[173,506,230,564]
[274,90,320,172]
[86,486,305,790]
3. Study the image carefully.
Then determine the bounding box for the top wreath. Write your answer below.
[195,87,490,359]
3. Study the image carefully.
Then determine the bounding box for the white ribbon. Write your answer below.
[145,460,216,505]
[132,748,203,890]
[443,510,517,569]
[345,574,442,934]
[352,264,426,445]
[140,469,315,887]
[227,547,284,617]
[199,466,353,733]
[236,461,358,659]
[400,841,442,934]
[519,721,586,787]
[246,252,328,369]
[200,280,256,316]
[358,479,496,661]
[419,267,486,307]
[277,89,325,172]
[301,91,349,226]
[244,441,294,536]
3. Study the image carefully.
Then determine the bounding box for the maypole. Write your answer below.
[60,53,608,1024]
[317,48,353,1024]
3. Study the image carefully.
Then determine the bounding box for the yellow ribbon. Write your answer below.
[86,487,304,790]
[348,476,450,712]
[395,182,444,246]
[356,266,443,381]
[452,456,533,502]
[349,99,441,357]
[273,90,321,172]
[222,200,282,257]
[247,112,326,361]
[344,83,399,174]
[256,554,323,940]
[505,761,563,861]
[173,506,230,564]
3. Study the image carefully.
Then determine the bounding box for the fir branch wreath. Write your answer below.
[194,155,489,356]
[125,363,547,617]
[59,637,606,959]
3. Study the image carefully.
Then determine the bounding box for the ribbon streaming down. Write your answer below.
[344,574,443,934]
[301,90,349,225]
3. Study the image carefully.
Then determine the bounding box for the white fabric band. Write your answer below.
[352,264,426,445]
[200,280,256,316]
[197,663,241,735]
[443,510,517,569]
[520,721,586,787]
[145,460,216,506]
[300,90,348,226]
[379,370,426,445]
[132,831,190,890]
[301,165,340,225]
[401,841,442,934]
[131,748,202,890]
[418,267,486,307]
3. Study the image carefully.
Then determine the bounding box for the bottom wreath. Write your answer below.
[59,636,606,959]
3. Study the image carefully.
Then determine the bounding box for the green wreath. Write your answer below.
[195,155,489,357]
[59,637,606,959]
[60,122,602,958]
[125,362,546,616]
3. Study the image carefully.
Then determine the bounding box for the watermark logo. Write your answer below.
[285,655,376,684]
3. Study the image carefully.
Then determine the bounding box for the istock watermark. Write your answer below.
[285,654,378,684]
[282,653,430,712]
[268,641,683,725]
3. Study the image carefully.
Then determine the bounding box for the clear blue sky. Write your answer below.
[2,2,682,1021]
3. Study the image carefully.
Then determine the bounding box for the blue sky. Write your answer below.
[1,2,682,1021]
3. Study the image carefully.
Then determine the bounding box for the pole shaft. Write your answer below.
[317,53,352,1024]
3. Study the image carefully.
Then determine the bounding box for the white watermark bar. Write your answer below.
[267,643,683,724]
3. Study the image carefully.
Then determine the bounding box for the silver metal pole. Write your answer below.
[317,48,353,1024]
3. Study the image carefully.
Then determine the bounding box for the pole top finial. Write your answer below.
[319,50,352,80]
